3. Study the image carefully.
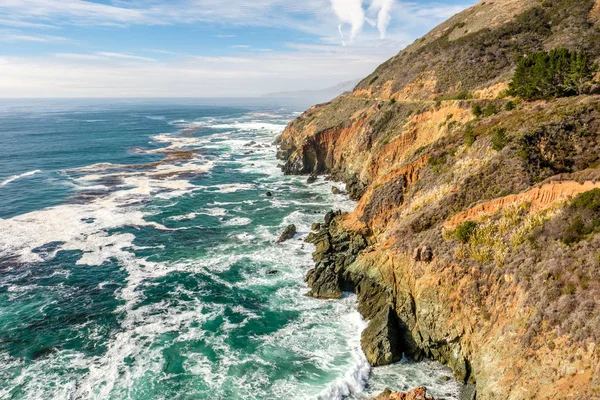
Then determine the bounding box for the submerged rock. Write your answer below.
[277,224,297,243]
[361,306,404,366]
[306,174,317,184]
[265,191,273,197]
[331,186,342,194]
[266,270,279,275]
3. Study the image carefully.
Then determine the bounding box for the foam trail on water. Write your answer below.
[0,170,41,187]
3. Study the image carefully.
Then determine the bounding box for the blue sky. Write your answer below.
[0,0,476,97]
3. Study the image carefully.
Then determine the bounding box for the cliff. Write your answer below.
[276,0,600,399]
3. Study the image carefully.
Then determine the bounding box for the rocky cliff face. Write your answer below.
[277,0,600,399]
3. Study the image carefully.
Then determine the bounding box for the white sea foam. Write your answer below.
[222,217,252,227]
[0,169,41,187]
[211,121,286,134]
[211,183,254,193]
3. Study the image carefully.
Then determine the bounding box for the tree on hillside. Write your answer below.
[508,48,598,100]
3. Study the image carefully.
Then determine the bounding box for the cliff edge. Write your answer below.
[277,0,600,399]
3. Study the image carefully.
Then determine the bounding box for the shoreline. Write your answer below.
[295,177,465,400]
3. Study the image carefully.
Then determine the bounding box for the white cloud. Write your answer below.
[55,52,156,62]
[370,0,394,38]
[0,30,68,42]
[330,0,365,43]
[96,52,156,62]
[0,0,477,97]
[0,44,396,97]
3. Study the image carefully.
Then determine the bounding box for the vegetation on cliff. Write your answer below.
[508,48,598,99]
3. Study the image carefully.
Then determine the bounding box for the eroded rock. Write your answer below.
[361,306,404,366]
[277,224,297,243]
[413,245,433,262]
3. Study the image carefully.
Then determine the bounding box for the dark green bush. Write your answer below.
[464,123,476,146]
[570,188,600,212]
[505,101,516,111]
[483,104,499,117]
[472,104,482,117]
[454,221,478,243]
[508,48,598,100]
[369,75,379,85]
[562,189,600,245]
[491,127,508,151]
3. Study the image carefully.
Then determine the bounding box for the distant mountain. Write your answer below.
[262,79,359,103]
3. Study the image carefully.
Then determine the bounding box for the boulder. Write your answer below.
[421,246,433,262]
[307,174,318,184]
[311,222,321,231]
[265,191,273,197]
[266,270,279,275]
[361,306,404,366]
[332,186,342,194]
[277,224,297,243]
[413,245,433,262]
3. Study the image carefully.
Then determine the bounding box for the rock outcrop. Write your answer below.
[277,224,297,243]
[372,387,437,400]
[361,306,404,366]
[278,0,600,398]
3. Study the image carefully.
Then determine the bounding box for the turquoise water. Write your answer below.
[0,99,460,400]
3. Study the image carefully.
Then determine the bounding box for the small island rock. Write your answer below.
[277,224,297,243]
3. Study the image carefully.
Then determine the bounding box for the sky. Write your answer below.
[0,0,477,98]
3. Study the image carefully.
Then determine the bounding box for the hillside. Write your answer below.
[276,0,600,399]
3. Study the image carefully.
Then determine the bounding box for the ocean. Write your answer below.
[0,99,461,400]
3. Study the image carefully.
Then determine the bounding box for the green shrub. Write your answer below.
[491,127,508,151]
[464,123,476,146]
[562,281,577,295]
[570,188,600,212]
[454,90,473,100]
[561,189,600,245]
[472,104,482,117]
[369,75,379,85]
[508,48,598,100]
[455,221,478,243]
[428,154,446,172]
[505,101,516,111]
[389,98,396,105]
[483,104,499,117]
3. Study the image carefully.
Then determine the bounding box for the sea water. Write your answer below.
[0,99,461,400]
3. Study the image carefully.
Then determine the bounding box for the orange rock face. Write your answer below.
[372,387,437,400]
